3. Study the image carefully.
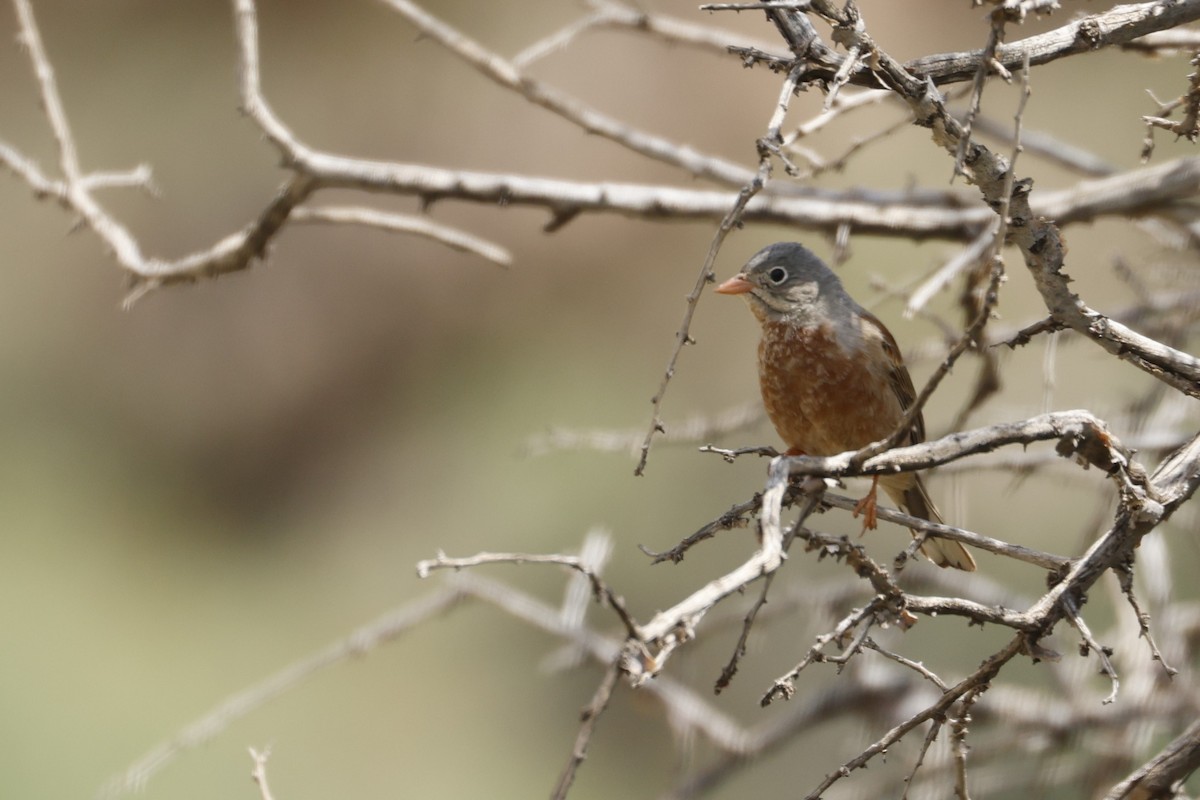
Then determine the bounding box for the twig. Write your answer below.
[588,0,783,58]
[994,315,1064,348]
[824,35,865,111]
[792,105,919,179]
[906,226,995,318]
[550,658,623,800]
[248,748,276,800]
[11,0,151,285]
[786,87,890,141]
[416,550,639,638]
[13,0,81,183]
[1124,29,1200,54]
[379,0,753,187]
[453,572,750,753]
[641,494,765,564]
[511,10,609,67]
[772,5,1200,400]
[698,444,779,462]
[98,587,465,797]
[952,9,1010,181]
[762,599,885,705]
[1104,719,1200,800]
[946,50,1033,429]
[864,638,948,690]
[800,635,1025,799]
[702,2,812,10]
[522,401,763,458]
[713,569,777,693]
[559,529,614,633]
[1142,52,1200,161]
[783,411,1139,488]
[714,511,808,693]
[846,249,1003,468]
[289,206,511,266]
[1113,561,1179,677]
[901,720,944,800]
[950,686,984,800]
[819,492,1070,570]
[737,1,1200,87]
[1062,597,1120,705]
[907,1,1200,85]
[665,672,916,800]
[840,52,1018,463]
[634,62,806,475]
[12,0,1200,303]
[628,460,820,682]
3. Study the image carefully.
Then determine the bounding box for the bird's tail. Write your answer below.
[884,476,977,571]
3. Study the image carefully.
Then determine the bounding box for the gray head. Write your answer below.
[715,242,849,324]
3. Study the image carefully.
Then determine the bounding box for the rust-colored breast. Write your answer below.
[758,320,904,455]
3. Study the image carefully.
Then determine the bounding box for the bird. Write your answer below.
[715,242,976,571]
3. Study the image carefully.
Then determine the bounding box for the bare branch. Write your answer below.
[771,7,1200,399]
[628,460,819,681]
[1113,562,1180,677]
[516,0,785,66]
[1063,595,1121,705]
[642,493,764,565]
[1104,719,1200,800]
[763,599,886,705]
[901,719,944,800]
[451,572,751,753]
[550,658,623,800]
[950,686,982,799]
[818,492,1070,570]
[378,0,753,188]
[13,0,82,183]
[9,0,1200,307]
[905,226,995,318]
[416,549,639,638]
[289,206,511,266]
[10,0,149,279]
[907,0,1200,85]
[736,1,1200,87]
[99,587,465,797]
[523,402,763,458]
[801,635,1026,799]
[1142,52,1200,160]
[864,638,948,691]
[248,748,276,800]
[634,61,806,475]
[782,411,1135,485]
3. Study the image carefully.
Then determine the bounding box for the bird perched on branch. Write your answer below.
[715,242,976,571]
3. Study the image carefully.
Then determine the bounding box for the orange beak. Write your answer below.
[715,274,753,295]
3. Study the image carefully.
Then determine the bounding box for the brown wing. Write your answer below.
[862,310,924,445]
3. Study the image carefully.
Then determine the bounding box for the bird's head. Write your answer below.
[715,242,843,324]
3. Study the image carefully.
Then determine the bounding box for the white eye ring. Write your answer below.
[767,266,788,284]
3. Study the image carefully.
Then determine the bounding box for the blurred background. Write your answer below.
[2,1,1199,798]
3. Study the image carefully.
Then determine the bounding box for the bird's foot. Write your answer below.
[851,475,881,532]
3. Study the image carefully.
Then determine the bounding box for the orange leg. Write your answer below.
[852,475,880,532]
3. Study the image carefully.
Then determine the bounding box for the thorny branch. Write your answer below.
[416,549,640,638]
[6,0,1200,300]
[766,3,1200,400]
[635,62,807,475]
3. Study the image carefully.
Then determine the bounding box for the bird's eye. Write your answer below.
[767,266,788,284]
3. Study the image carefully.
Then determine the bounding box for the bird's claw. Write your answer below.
[851,476,881,532]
